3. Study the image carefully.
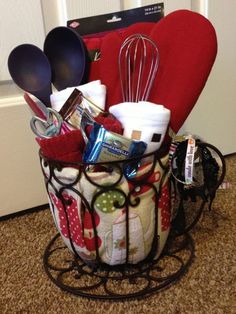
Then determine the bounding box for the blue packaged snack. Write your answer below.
[83,123,147,177]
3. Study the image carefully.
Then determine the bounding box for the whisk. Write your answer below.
[118,33,159,103]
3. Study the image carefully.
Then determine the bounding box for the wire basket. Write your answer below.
[39,140,225,300]
[40,148,171,268]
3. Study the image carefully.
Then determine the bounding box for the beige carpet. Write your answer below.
[0,155,235,314]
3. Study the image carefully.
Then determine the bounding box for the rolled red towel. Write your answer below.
[36,129,85,163]
[36,112,123,163]
[94,112,123,134]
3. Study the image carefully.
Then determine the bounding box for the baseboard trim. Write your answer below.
[0,204,49,222]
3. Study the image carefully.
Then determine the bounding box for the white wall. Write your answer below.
[123,0,191,12]
[0,0,235,216]
[0,0,45,82]
[0,96,48,216]
[179,0,236,154]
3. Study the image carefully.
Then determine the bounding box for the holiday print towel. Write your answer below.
[44,154,171,265]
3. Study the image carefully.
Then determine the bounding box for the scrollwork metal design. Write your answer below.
[39,141,224,300]
[43,232,194,300]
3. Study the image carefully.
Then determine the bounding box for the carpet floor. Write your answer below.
[0,155,235,314]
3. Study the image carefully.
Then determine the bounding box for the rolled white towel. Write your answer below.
[50,80,106,112]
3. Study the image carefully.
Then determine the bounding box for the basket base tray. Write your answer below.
[43,233,195,300]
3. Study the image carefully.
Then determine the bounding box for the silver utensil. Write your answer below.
[30,108,63,139]
[118,34,159,102]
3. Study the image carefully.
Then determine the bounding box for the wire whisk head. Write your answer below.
[119,34,159,103]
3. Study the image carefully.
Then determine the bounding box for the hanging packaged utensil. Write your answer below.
[170,137,226,235]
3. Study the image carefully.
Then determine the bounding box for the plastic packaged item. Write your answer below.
[83,122,147,177]
[83,122,147,163]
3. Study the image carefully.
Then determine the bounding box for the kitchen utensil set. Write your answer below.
[99,10,217,133]
[6,10,224,284]
[8,10,218,137]
[8,27,87,108]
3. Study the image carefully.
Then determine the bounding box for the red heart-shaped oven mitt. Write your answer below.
[148,9,217,132]
[102,10,217,133]
[120,22,155,40]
